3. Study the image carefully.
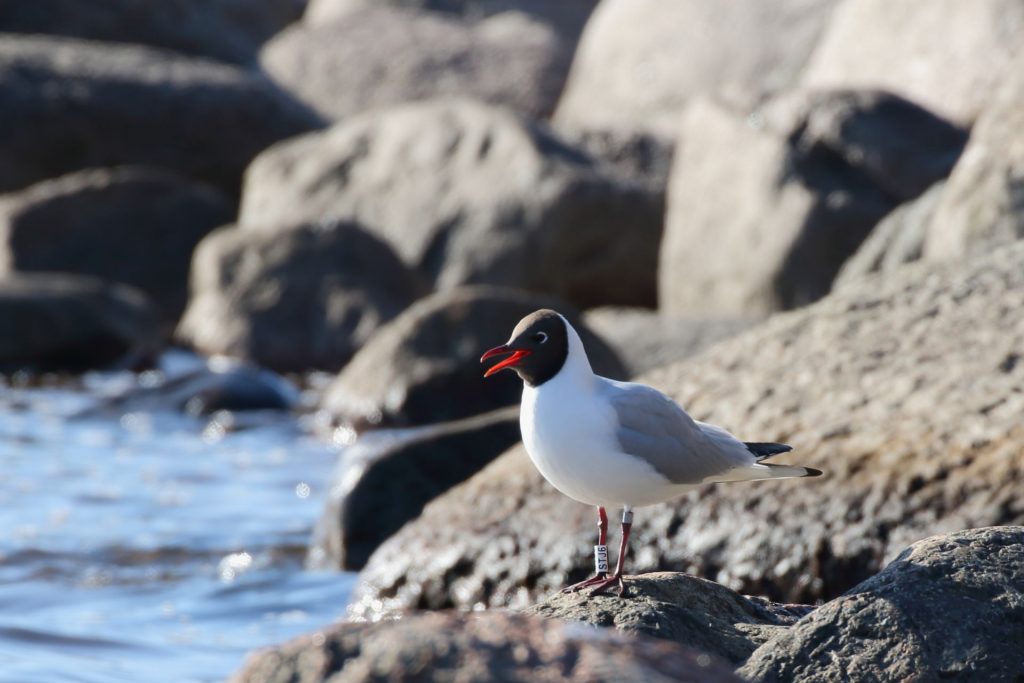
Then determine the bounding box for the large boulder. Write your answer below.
[320,287,627,429]
[583,307,758,377]
[741,527,1024,682]
[0,35,321,195]
[231,611,743,683]
[660,90,966,315]
[306,0,597,40]
[802,0,1024,125]
[833,181,946,288]
[0,167,233,326]
[527,573,810,666]
[351,241,1024,614]
[553,0,841,139]
[177,222,423,373]
[261,7,573,121]
[309,407,520,570]
[0,274,160,373]
[924,53,1024,261]
[242,99,662,309]
[0,0,305,65]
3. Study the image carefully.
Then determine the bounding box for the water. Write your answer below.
[0,359,354,683]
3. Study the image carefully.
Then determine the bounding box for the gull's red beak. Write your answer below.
[480,344,532,378]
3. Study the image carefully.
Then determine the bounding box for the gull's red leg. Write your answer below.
[561,507,609,593]
[587,508,633,597]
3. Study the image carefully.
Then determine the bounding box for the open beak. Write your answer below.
[480,344,532,378]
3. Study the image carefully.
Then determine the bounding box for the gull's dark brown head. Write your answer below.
[480,309,569,387]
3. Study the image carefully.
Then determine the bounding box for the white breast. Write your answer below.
[520,372,680,508]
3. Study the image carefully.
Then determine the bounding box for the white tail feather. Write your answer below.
[706,463,816,484]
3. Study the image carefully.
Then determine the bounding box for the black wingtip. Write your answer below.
[803,467,824,478]
[745,442,793,459]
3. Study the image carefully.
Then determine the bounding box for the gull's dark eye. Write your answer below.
[534,332,548,344]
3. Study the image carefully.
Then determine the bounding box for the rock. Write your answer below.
[75,359,297,417]
[557,127,676,191]
[833,181,945,289]
[352,241,1024,613]
[241,98,663,308]
[554,0,841,139]
[0,167,233,327]
[583,308,758,377]
[261,7,573,121]
[660,90,966,315]
[802,0,1024,126]
[177,221,423,373]
[231,611,744,683]
[740,527,1024,682]
[306,0,597,40]
[0,0,305,65]
[527,572,810,666]
[0,274,160,373]
[924,53,1024,261]
[0,35,321,195]
[321,286,627,429]
[309,407,520,571]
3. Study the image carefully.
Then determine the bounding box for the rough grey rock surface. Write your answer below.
[527,573,810,666]
[833,181,945,288]
[352,242,1024,615]
[321,286,626,430]
[554,0,841,139]
[0,274,160,373]
[925,53,1024,261]
[177,222,423,373]
[306,0,597,40]
[242,99,663,309]
[0,0,305,65]
[231,611,744,683]
[309,407,520,571]
[0,167,233,327]
[802,0,1024,125]
[741,527,1024,682]
[583,308,758,377]
[0,35,321,194]
[261,7,573,121]
[660,90,966,315]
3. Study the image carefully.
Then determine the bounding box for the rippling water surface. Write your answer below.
[0,357,353,683]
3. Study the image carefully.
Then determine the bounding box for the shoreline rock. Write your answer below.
[240,98,663,309]
[741,526,1024,682]
[0,166,234,328]
[237,528,1021,682]
[320,286,626,430]
[0,0,305,65]
[261,7,574,121]
[350,241,1024,614]
[231,610,744,683]
[659,89,966,315]
[526,572,809,666]
[0,274,160,374]
[0,35,321,195]
[177,221,424,373]
[309,407,520,570]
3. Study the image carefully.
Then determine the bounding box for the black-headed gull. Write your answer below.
[481,309,822,596]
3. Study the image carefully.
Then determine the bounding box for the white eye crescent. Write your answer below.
[534,332,548,344]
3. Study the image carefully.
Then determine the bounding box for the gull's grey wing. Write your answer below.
[600,380,754,485]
